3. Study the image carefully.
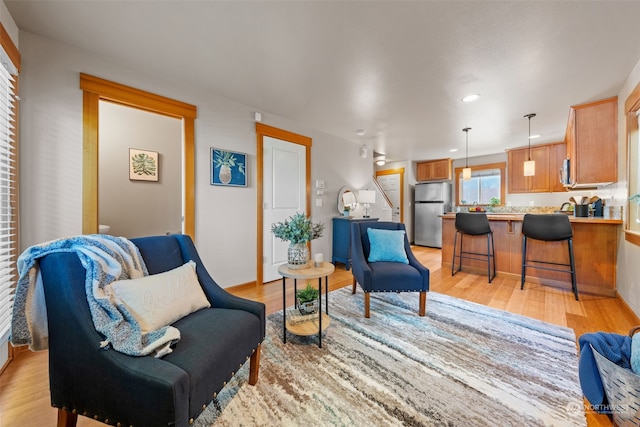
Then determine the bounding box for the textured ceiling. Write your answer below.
[6,0,640,163]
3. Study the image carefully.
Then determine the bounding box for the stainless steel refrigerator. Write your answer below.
[414,182,452,248]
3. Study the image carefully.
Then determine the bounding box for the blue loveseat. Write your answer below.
[37,234,265,427]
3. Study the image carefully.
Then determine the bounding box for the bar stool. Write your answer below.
[451,212,496,283]
[521,213,578,300]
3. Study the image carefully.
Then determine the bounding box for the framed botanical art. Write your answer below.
[129,148,159,182]
[211,148,247,187]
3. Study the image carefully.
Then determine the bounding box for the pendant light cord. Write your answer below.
[524,113,536,161]
[463,127,471,168]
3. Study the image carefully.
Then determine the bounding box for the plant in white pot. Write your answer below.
[296,282,320,315]
[214,150,245,184]
[271,212,324,269]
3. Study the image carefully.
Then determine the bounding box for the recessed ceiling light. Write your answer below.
[449,148,459,152]
[529,134,541,139]
[356,129,366,136]
[461,94,480,103]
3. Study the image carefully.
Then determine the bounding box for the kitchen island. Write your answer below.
[441,213,623,296]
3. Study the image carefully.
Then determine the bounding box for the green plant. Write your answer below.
[131,152,157,176]
[271,212,324,244]
[489,197,500,207]
[214,150,245,175]
[296,282,319,303]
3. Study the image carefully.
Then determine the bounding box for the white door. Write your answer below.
[263,136,307,282]
[377,173,401,222]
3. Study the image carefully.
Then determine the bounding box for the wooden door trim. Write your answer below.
[256,123,311,285]
[80,73,197,238]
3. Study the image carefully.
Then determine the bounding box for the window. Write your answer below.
[625,82,640,245]
[454,162,506,206]
[0,24,19,343]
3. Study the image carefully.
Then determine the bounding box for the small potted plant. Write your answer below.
[271,212,324,269]
[488,197,500,212]
[296,282,320,315]
[343,205,351,217]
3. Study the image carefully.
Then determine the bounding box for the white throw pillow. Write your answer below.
[107,261,210,333]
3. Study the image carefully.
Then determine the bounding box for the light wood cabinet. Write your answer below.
[507,142,566,193]
[549,142,568,193]
[565,97,617,188]
[416,158,452,181]
[441,214,621,296]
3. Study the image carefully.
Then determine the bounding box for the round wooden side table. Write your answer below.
[278,262,335,348]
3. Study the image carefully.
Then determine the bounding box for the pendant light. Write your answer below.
[462,127,472,180]
[523,113,536,176]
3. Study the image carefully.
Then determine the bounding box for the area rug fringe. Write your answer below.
[194,288,586,426]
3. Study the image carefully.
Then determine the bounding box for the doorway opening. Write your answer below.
[255,123,311,285]
[80,74,197,237]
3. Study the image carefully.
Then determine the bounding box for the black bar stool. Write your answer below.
[521,213,578,300]
[451,212,496,283]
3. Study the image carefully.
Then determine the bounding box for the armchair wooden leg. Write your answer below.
[418,291,427,317]
[352,276,357,294]
[57,408,77,427]
[248,343,261,386]
[364,292,370,318]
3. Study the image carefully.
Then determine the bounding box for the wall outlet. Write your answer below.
[316,198,322,207]
[529,201,534,206]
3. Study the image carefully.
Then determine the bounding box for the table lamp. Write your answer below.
[358,190,376,218]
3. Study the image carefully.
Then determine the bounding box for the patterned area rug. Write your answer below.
[195,288,586,426]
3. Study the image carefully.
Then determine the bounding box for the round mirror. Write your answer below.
[338,186,357,215]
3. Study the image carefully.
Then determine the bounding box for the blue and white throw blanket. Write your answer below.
[10,235,180,358]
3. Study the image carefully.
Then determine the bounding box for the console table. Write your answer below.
[332,217,378,270]
[278,262,335,348]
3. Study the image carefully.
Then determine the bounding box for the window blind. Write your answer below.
[0,59,17,340]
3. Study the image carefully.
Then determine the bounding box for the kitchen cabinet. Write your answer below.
[565,97,617,188]
[441,213,622,296]
[332,217,378,270]
[416,158,453,181]
[549,142,568,192]
[507,142,566,193]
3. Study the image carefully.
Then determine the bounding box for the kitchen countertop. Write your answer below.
[440,212,623,225]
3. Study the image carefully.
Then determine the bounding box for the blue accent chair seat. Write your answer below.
[350,221,429,318]
[39,234,265,427]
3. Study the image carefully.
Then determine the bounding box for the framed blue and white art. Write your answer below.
[210,148,247,187]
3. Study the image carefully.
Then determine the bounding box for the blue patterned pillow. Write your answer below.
[367,228,409,264]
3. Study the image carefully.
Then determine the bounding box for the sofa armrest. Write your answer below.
[405,240,430,291]
[350,223,372,290]
[40,253,191,427]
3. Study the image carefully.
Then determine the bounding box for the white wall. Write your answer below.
[17,30,372,287]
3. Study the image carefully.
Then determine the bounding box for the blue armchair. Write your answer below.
[37,234,265,427]
[350,221,429,318]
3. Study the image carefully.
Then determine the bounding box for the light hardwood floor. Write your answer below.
[1,246,637,426]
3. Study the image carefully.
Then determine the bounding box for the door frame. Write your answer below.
[256,123,311,285]
[376,167,405,222]
[80,73,197,238]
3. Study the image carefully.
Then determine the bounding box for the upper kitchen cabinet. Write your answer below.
[565,97,618,189]
[416,158,453,181]
[506,142,566,193]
